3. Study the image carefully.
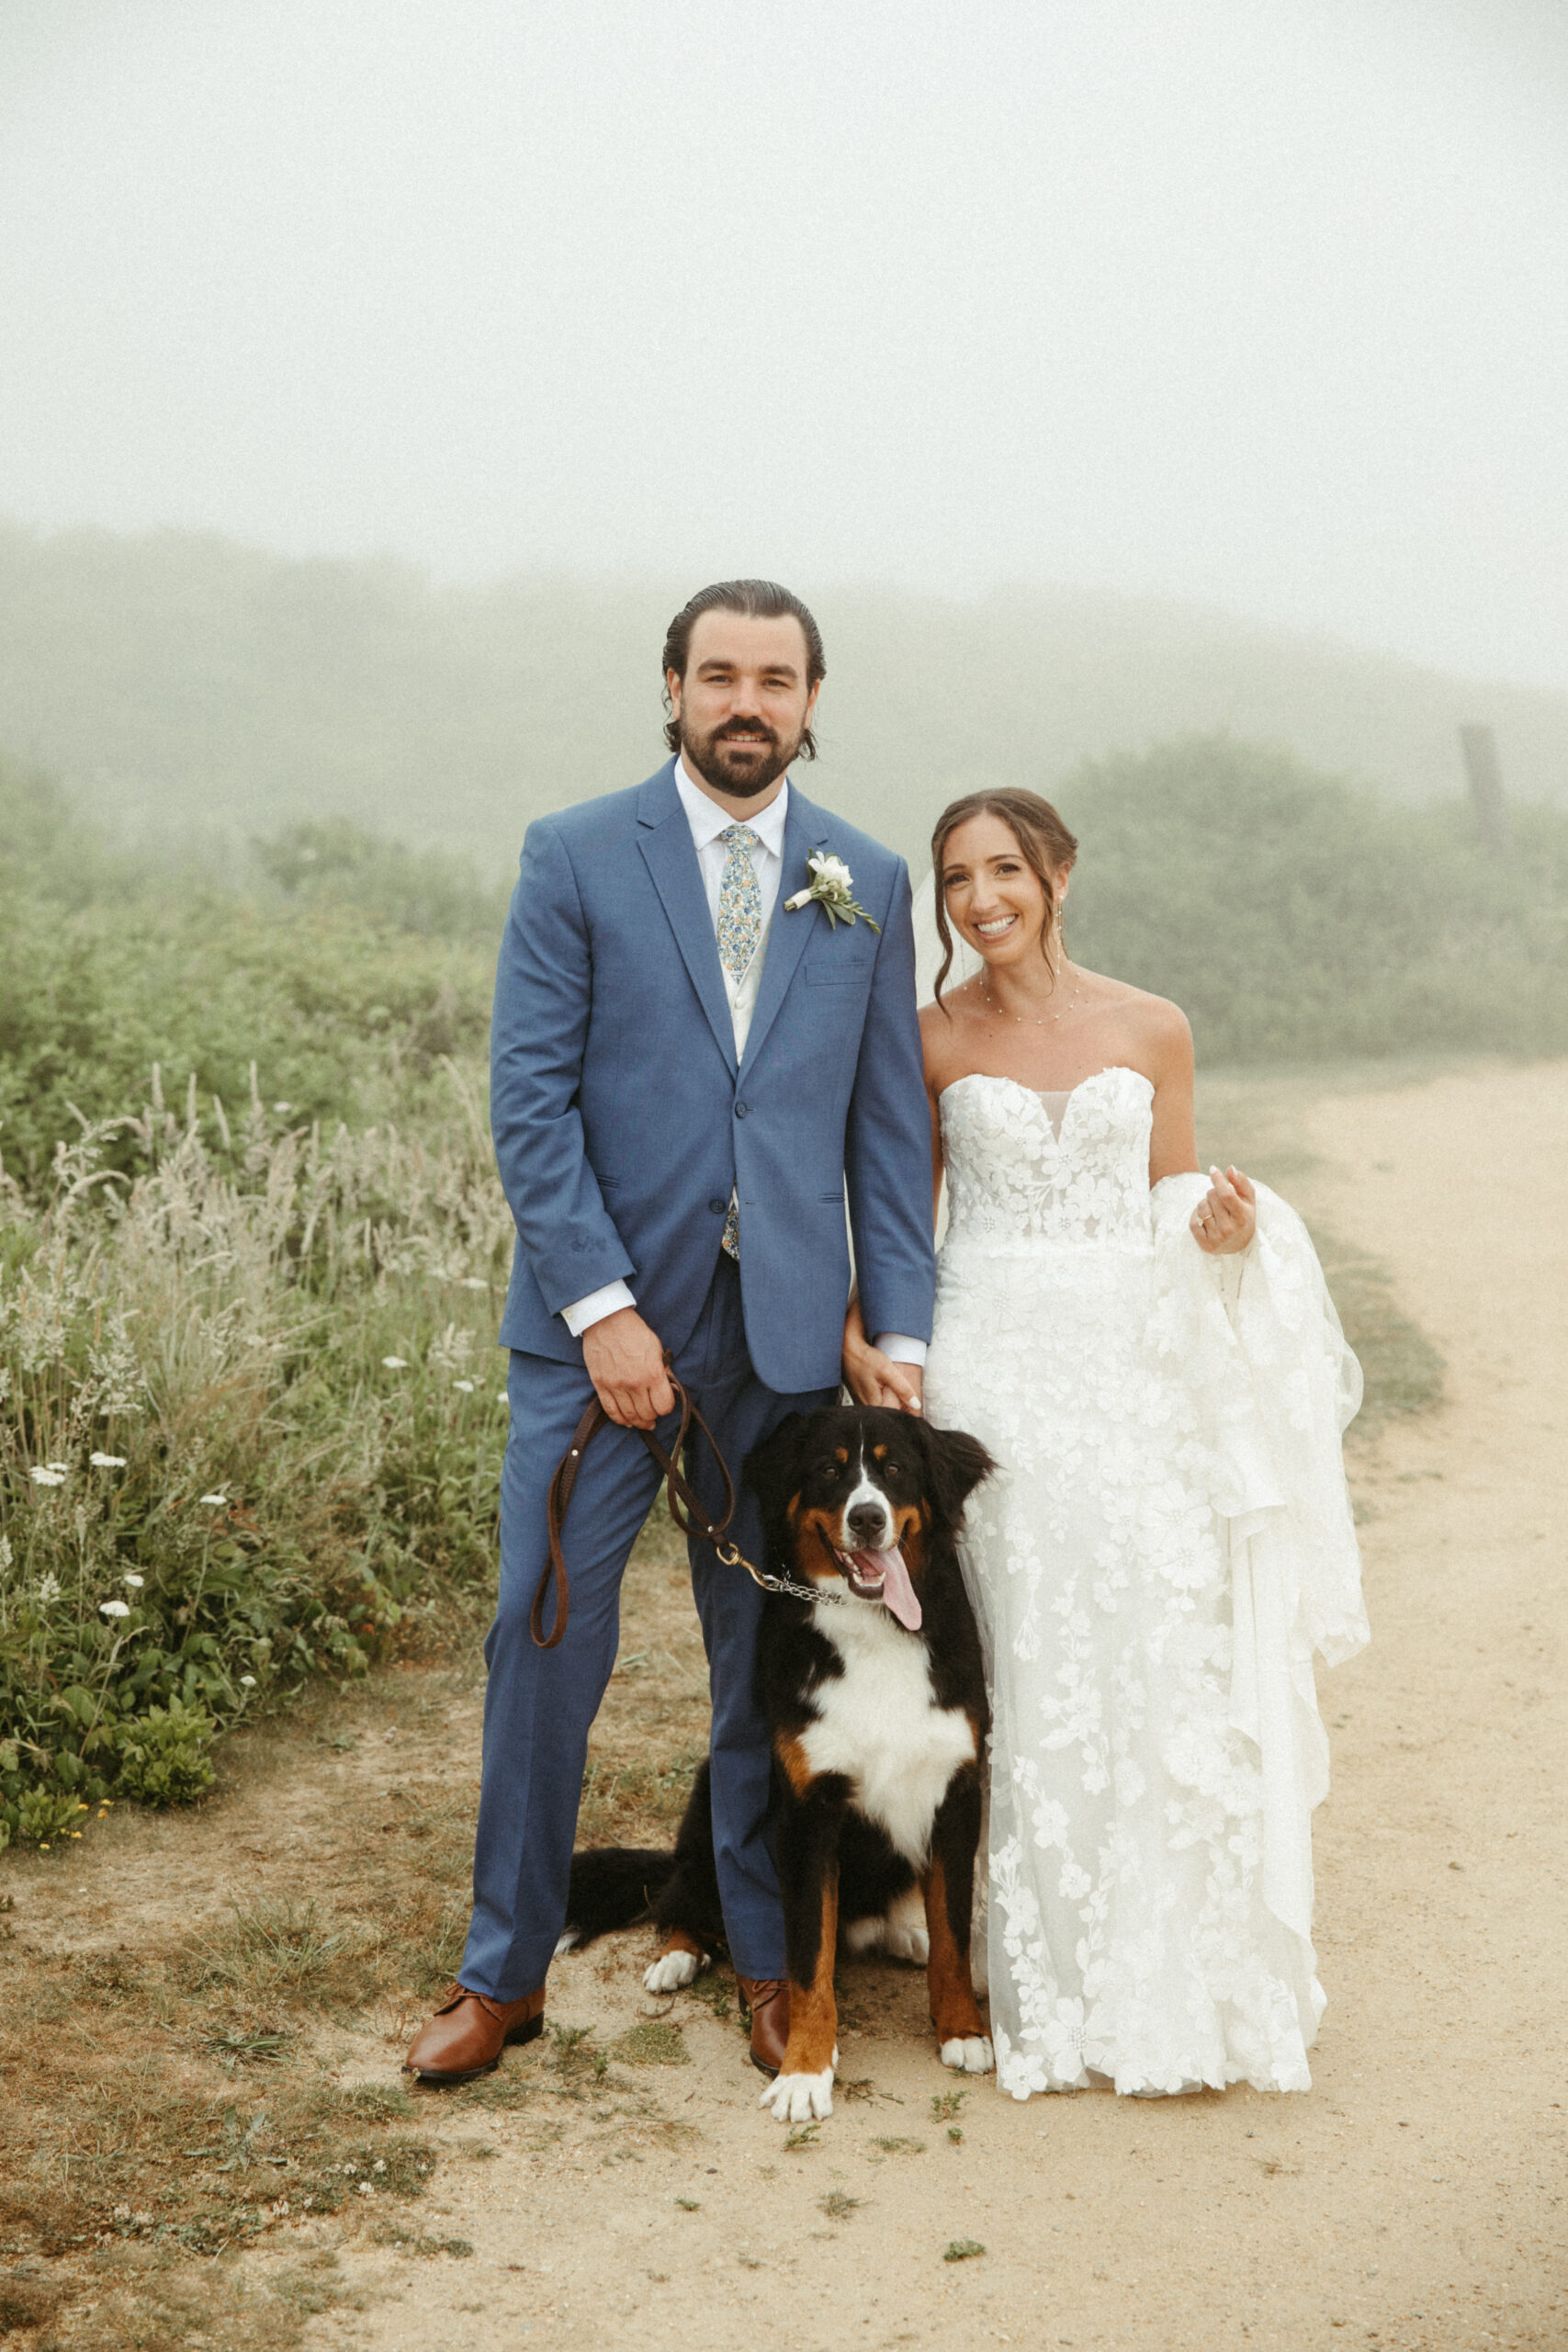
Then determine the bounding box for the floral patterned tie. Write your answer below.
[716,824,762,981]
[716,825,761,1257]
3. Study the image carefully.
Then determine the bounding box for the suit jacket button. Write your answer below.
[734,1102,749,1117]
[707,1198,727,1214]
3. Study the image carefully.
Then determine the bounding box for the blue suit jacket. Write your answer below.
[492,760,936,1395]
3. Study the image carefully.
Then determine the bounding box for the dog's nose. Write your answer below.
[846,1502,889,1547]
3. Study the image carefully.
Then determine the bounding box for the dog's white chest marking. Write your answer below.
[800,1606,976,1864]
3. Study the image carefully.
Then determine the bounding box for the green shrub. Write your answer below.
[252,815,508,946]
[112,1697,219,1805]
[1063,737,1568,1064]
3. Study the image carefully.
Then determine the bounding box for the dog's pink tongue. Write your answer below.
[854,1549,921,1631]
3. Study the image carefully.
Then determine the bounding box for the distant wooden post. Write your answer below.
[1459,722,1514,860]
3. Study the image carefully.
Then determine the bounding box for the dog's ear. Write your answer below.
[919,1422,995,1529]
[744,1412,811,1518]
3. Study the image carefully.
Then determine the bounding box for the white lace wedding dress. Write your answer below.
[921,1067,1369,2099]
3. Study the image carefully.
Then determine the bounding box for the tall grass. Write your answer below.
[0,1063,511,1845]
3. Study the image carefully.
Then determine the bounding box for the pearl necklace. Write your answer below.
[985,959,1082,1028]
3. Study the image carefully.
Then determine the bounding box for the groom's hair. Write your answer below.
[661,580,826,760]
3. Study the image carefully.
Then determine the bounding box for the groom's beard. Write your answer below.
[680,717,800,798]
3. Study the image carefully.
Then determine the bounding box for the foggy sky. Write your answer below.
[2,0,1566,692]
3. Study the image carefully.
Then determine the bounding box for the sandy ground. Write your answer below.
[17,1058,1568,2350]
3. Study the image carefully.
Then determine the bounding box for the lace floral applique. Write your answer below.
[924,1066,1365,2100]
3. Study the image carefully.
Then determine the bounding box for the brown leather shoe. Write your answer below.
[403,1984,546,2085]
[737,1976,791,2077]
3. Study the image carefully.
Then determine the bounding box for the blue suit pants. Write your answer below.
[459,1251,836,1997]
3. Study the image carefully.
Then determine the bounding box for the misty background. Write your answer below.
[2,0,1568,873]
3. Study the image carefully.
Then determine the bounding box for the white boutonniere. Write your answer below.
[784,852,881,933]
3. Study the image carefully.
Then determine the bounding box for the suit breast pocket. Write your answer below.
[804,955,874,987]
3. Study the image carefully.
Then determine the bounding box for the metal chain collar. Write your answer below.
[716,1538,853,1607]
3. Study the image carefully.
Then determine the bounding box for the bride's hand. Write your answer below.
[1190,1165,1257,1255]
[842,1297,923,1414]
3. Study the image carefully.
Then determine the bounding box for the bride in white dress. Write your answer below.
[845,789,1368,2100]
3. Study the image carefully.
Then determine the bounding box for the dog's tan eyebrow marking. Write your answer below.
[785,1490,802,1521]
[872,1443,888,1462]
[833,1446,849,1464]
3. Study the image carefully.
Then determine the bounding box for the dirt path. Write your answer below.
[274,1057,1563,2352]
[11,1059,1565,2351]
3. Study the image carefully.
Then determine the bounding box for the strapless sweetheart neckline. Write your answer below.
[939,1065,1154,1143]
[939,1065,1154,1108]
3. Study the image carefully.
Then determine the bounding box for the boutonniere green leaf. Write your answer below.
[784,852,881,933]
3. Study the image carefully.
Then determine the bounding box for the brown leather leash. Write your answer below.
[531,1367,834,1650]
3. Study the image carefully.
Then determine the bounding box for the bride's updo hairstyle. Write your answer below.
[930,789,1079,1014]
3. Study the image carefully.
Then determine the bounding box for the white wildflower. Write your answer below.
[240,1674,257,1688]
[36,1571,62,1604]
[90,1453,128,1468]
[121,1573,145,1588]
[0,1534,10,1571]
[199,1492,229,1508]
[273,1102,292,1114]
[46,1460,70,1473]
[99,1599,130,1619]
[381,1355,409,1370]
[452,1379,475,1393]
[427,1321,473,1373]
[30,1466,66,1487]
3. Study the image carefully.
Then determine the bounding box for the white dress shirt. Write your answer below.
[561,757,925,1374]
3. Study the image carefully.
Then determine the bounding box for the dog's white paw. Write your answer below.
[886,1925,931,1965]
[940,2034,995,2075]
[643,1947,708,1995]
[760,2067,835,2124]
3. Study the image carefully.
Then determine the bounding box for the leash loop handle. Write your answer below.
[533,1363,742,1650]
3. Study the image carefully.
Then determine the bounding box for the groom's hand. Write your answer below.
[582,1308,675,1429]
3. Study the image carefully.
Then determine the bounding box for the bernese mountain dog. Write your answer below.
[560,1403,996,2124]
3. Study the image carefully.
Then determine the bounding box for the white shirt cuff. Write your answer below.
[562,1279,637,1338]
[874,1333,928,1368]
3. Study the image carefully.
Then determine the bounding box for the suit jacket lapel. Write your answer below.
[637,764,738,1076]
[739,787,831,1078]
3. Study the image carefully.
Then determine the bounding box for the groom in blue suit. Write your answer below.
[405,580,935,2084]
